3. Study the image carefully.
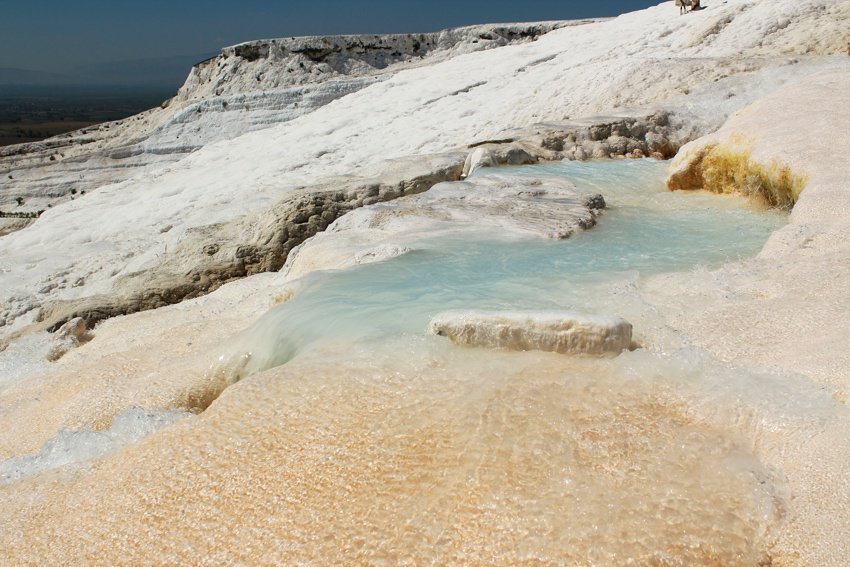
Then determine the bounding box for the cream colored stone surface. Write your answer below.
[650,71,850,566]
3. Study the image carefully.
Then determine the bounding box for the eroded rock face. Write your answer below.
[23,153,465,338]
[429,310,633,355]
[458,113,688,181]
[186,24,574,100]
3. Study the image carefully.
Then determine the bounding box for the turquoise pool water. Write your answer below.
[238,159,786,370]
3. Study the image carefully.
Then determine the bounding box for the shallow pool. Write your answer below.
[236,159,785,371]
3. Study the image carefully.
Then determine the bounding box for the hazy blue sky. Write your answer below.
[1,0,659,72]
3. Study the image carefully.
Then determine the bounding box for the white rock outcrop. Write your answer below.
[0,23,572,217]
[429,310,633,355]
[282,172,604,280]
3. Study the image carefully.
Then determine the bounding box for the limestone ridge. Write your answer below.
[27,153,467,336]
[178,23,577,100]
[0,22,575,218]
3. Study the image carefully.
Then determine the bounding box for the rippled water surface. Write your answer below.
[208,161,789,564]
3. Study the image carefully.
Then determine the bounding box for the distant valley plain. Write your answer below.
[0,86,171,146]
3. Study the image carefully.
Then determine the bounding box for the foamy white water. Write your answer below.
[0,407,191,484]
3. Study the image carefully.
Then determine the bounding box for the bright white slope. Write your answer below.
[0,24,571,215]
[1,0,847,341]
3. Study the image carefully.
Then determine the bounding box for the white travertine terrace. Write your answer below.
[282,172,604,279]
[647,70,850,565]
[0,1,849,564]
[1,0,847,341]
